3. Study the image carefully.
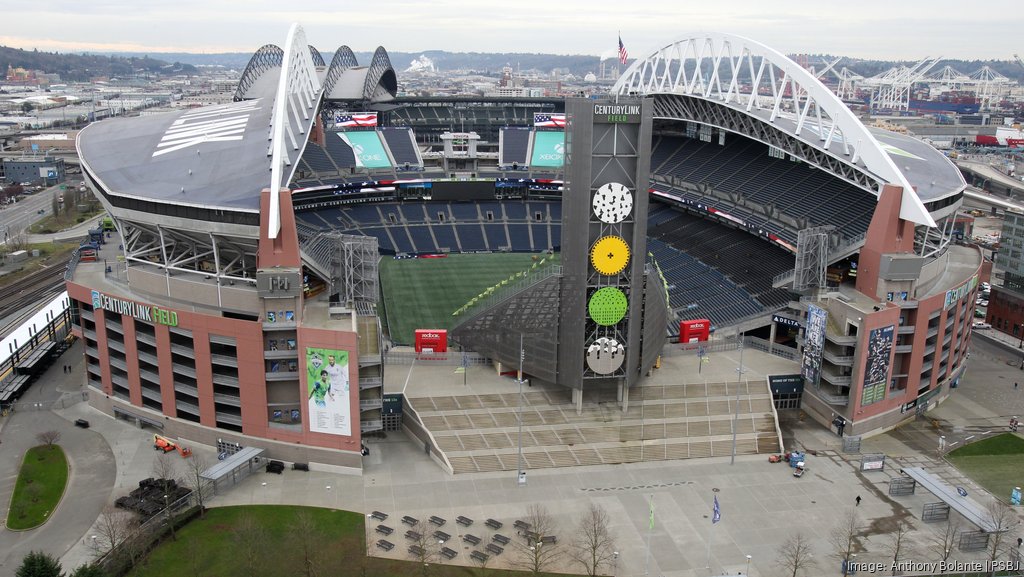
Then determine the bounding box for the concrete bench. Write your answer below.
[485,543,504,556]
[375,525,393,536]
[485,518,503,530]
[375,539,394,552]
[456,515,474,527]
[462,534,481,546]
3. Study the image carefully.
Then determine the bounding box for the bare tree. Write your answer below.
[407,520,441,577]
[182,454,211,518]
[513,504,562,574]
[568,503,617,576]
[287,510,324,577]
[776,532,817,577]
[470,533,494,577]
[36,430,61,446]
[232,511,269,577]
[828,508,862,570]
[93,507,139,566]
[8,229,28,251]
[886,521,914,575]
[151,454,178,494]
[927,516,960,570]
[985,500,1016,564]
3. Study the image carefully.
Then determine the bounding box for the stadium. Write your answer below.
[65,27,981,474]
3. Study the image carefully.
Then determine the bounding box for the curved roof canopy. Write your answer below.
[614,32,945,227]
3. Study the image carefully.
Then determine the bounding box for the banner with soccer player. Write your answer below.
[305,347,352,436]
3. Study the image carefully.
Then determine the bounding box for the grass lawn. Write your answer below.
[379,253,559,345]
[946,433,1024,502]
[6,444,69,530]
[129,505,577,577]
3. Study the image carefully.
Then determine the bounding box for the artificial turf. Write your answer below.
[379,253,558,345]
[6,444,69,530]
[946,433,1024,503]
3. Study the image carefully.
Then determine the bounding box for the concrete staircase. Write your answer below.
[407,381,783,474]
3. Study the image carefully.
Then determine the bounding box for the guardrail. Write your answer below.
[63,248,80,281]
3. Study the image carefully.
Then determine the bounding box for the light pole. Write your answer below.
[745,554,752,576]
[731,332,746,465]
[516,332,526,486]
[163,494,176,541]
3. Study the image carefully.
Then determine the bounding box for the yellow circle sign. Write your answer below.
[590,236,631,276]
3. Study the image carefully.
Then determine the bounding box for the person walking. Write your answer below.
[1015,382,1019,390]
[855,495,862,506]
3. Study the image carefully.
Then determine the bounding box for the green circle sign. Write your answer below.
[588,287,628,326]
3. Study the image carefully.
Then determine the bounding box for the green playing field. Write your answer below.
[379,253,558,345]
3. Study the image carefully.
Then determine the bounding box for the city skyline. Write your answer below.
[2,0,1021,61]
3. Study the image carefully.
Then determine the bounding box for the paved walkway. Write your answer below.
[2,336,1022,576]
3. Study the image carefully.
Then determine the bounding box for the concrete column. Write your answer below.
[621,384,629,413]
[572,388,583,415]
[768,322,777,355]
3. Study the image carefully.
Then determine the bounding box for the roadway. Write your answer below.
[0,183,81,240]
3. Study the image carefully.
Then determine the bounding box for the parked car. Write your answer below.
[972,322,992,330]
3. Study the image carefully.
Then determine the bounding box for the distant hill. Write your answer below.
[0,46,197,82]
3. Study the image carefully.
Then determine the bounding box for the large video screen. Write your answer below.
[430,180,495,201]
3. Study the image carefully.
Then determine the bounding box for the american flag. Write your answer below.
[533,113,566,128]
[335,112,378,127]
[618,35,628,65]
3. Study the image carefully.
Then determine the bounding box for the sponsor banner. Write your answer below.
[593,102,641,124]
[533,113,565,128]
[530,131,565,167]
[801,304,827,387]
[338,132,392,169]
[91,290,178,327]
[772,314,802,329]
[862,325,894,406]
[944,274,978,309]
[768,374,804,395]
[306,347,352,437]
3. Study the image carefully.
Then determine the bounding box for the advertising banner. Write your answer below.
[861,325,894,406]
[530,131,565,167]
[801,304,827,387]
[305,347,352,436]
[338,132,392,169]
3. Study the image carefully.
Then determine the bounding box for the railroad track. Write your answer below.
[0,263,68,321]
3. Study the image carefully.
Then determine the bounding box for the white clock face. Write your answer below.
[592,182,633,224]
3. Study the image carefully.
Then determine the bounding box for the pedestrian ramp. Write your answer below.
[901,467,998,532]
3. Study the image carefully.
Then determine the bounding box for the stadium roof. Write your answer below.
[867,127,965,203]
[77,99,272,212]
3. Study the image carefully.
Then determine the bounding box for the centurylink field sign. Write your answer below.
[91,290,179,327]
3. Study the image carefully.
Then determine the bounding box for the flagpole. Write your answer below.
[644,493,653,575]
[705,520,712,573]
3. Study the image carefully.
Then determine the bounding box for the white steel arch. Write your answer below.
[268,23,323,239]
[613,32,935,227]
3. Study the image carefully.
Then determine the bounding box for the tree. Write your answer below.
[232,512,269,577]
[16,551,63,577]
[407,520,441,577]
[886,521,914,575]
[776,532,816,577]
[51,192,60,218]
[182,454,211,518]
[92,507,136,561]
[927,516,960,567]
[568,503,617,576]
[36,430,61,446]
[828,509,862,570]
[512,504,562,575]
[21,101,34,114]
[68,564,106,577]
[287,510,324,577]
[985,500,1016,564]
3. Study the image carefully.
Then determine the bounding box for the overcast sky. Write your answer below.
[2,1,1020,61]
